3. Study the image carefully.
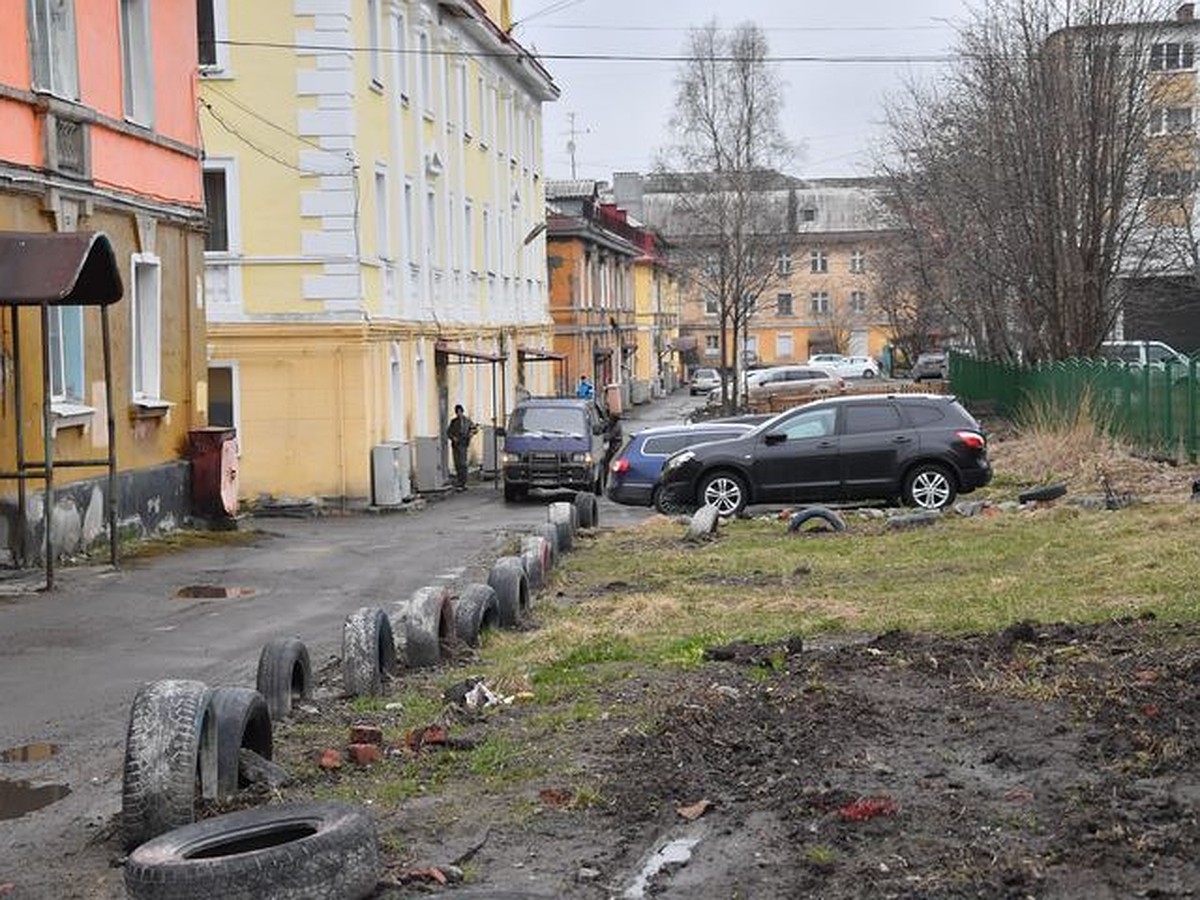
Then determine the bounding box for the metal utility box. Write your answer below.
[480,425,499,476]
[412,436,447,492]
[370,442,411,506]
[188,428,239,519]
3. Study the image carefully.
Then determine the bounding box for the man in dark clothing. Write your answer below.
[447,404,476,491]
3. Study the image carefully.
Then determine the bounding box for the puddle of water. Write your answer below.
[624,834,702,899]
[0,779,71,820]
[175,585,256,600]
[0,742,58,763]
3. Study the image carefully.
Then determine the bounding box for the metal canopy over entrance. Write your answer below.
[434,341,508,488]
[0,231,124,589]
[517,345,568,397]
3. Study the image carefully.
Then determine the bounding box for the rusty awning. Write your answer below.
[0,231,123,305]
[435,341,506,363]
[517,345,566,362]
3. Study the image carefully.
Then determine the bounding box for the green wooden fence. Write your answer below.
[950,352,1200,463]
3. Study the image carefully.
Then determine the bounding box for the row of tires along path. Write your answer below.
[119,493,599,900]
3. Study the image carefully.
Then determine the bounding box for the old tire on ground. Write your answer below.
[788,507,847,533]
[503,482,526,503]
[548,502,574,552]
[653,486,694,516]
[1018,482,1067,504]
[454,584,500,647]
[521,547,545,593]
[535,523,560,569]
[124,801,379,900]
[521,534,552,579]
[400,586,456,668]
[487,557,530,628]
[573,491,598,529]
[341,607,397,697]
[122,679,218,852]
[210,687,273,800]
[699,470,748,517]
[902,463,957,510]
[255,638,312,722]
[685,505,721,541]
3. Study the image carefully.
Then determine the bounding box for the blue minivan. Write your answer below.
[501,398,615,502]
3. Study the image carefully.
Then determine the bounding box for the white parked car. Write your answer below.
[806,354,880,379]
[689,367,722,396]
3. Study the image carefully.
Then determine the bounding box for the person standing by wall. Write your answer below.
[576,374,595,399]
[447,404,477,492]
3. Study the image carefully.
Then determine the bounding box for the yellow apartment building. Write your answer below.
[198,0,557,504]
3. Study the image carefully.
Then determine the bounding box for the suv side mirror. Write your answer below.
[764,432,786,446]
[495,426,506,437]
[592,422,604,435]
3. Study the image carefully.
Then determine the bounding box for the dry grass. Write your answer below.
[984,392,1195,501]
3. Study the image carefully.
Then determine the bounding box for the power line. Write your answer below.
[525,23,950,33]
[510,0,587,30]
[217,38,955,65]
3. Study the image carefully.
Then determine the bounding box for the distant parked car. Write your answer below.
[690,367,721,396]
[1098,340,1189,371]
[607,423,754,507]
[809,354,881,379]
[745,365,845,405]
[654,393,991,516]
[911,351,948,381]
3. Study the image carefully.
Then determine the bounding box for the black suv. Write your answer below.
[655,394,991,516]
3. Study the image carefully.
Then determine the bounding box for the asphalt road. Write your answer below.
[0,391,702,894]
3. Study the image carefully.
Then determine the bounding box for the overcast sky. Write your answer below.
[510,0,975,182]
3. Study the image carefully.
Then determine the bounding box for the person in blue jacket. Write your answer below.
[576,374,595,399]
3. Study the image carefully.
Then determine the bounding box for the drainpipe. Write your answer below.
[336,346,347,512]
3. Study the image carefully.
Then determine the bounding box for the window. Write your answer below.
[120,0,154,124]
[776,292,793,316]
[843,403,904,435]
[702,254,718,277]
[202,162,238,253]
[49,305,85,401]
[1150,106,1194,134]
[30,0,79,99]
[849,291,867,314]
[367,0,382,87]
[779,407,836,440]
[850,250,866,273]
[403,181,415,265]
[425,188,438,268]
[802,208,816,223]
[777,332,793,358]
[418,30,432,113]
[459,63,471,136]
[477,75,487,145]
[464,199,474,272]
[196,0,229,73]
[482,206,492,273]
[207,362,238,432]
[391,11,408,100]
[1151,42,1194,71]
[745,335,758,355]
[704,293,719,315]
[777,251,791,275]
[130,255,162,402]
[1150,169,1195,197]
[704,335,720,355]
[374,167,390,259]
[810,249,827,273]
[810,291,830,314]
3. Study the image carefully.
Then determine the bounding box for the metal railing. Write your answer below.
[950,352,1200,462]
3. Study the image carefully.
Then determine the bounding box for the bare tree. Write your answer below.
[654,20,796,409]
[877,0,1177,362]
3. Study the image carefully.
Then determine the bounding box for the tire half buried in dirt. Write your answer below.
[209,687,273,799]
[487,557,529,628]
[255,638,312,722]
[401,586,456,668]
[454,583,500,647]
[341,607,397,696]
[122,680,218,852]
[124,801,379,900]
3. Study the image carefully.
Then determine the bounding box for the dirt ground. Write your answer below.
[255,617,1200,899]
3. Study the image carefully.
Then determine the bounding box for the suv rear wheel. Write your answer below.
[903,463,956,510]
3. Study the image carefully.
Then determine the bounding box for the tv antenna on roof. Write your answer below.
[565,112,590,180]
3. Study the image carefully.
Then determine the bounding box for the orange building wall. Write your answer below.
[0,2,31,88]
[0,98,38,166]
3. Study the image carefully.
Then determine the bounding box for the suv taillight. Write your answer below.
[610,458,630,474]
[956,430,986,450]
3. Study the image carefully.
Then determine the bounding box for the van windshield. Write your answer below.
[508,406,586,438]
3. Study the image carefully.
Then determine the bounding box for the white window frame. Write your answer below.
[418,29,433,118]
[850,290,867,313]
[425,187,438,270]
[1150,106,1194,135]
[29,0,79,99]
[202,157,240,256]
[704,335,720,355]
[482,205,493,274]
[49,305,85,402]
[197,0,231,76]
[1151,41,1195,71]
[810,291,830,314]
[776,292,793,316]
[130,253,164,405]
[849,250,866,273]
[777,251,791,275]
[374,165,391,261]
[464,198,475,274]
[367,0,383,89]
[460,61,472,138]
[120,0,154,125]
[403,180,416,269]
[777,332,794,359]
[810,248,828,274]
[391,10,408,103]
[704,293,719,315]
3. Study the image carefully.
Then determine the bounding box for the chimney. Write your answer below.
[1179,3,1195,22]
